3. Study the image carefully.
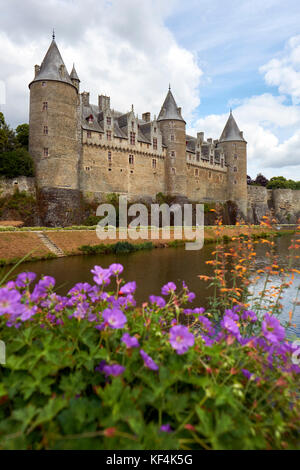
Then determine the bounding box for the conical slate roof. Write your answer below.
[31,39,73,86]
[157,88,185,123]
[219,111,245,142]
[70,64,80,82]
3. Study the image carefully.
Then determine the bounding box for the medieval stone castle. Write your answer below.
[28,37,247,225]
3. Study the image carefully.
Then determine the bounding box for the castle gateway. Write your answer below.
[29,37,247,226]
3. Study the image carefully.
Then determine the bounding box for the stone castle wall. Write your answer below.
[247,186,300,224]
[0,177,36,198]
[186,163,228,202]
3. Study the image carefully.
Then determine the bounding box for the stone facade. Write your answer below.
[247,186,300,224]
[0,176,36,198]
[28,38,248,225]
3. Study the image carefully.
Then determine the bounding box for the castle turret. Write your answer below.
[28,35,81,226]
[219,111,247,216]
[157,87,187,199]
[70,64,80,91]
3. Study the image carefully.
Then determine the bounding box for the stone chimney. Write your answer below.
[142,112,151,122]
[82,92,90,106]
[197,132,204,143]
[34,65,40,78]
[98,95,110,110]
[207,138,212,144]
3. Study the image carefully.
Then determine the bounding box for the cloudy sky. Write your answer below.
[0,0,300,179]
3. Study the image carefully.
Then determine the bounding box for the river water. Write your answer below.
[7,234,300,337]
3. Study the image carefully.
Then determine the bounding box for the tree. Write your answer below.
[0,148,34,178]
[0,112,17,153]
[247,175,252,185]
[255,173,269,187]
[16,123,29,150]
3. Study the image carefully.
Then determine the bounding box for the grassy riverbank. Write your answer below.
[0,225,296,266]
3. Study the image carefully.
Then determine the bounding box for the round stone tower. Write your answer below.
[157,87,187,199]
[28,36,81,226]
[219,111,247,217]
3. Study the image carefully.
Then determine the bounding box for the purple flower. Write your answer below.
[68,283,92,296]
[91,266,111,286]
[121,333,140,348]
[30,276,55,302]
[193,307,206,315]
[0,288,22,315]
[221,314,240,337]
[242,310,257,323]
[40,276,56,289]
[15,272,36,288]
[119,281,136,295]
[117,294,136,308]
[169,325,195,355]
[20,306,37,322]
[224,309,239,321]
[183,309,193,315]
[161,282,176,296]
[140,349,159,371]
[160,424,172,433]
[109,263,124,275]
[242,369,253,380]
[198,316,215,336]
[103,364,125,377]
[95,360,107,372]
[74,302,89,320]
[187,292,196,302]
[201,335,215,347]
[262,314,285,343]
[149,295,166,308]
[103,308,127,329]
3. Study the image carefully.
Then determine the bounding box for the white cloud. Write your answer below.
[189,92,300,179]
[260,35,300,104]
[0,0,202,127]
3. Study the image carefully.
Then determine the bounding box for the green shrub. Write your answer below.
[0,148,34,178]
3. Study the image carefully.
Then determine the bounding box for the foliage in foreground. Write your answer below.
[0,222,300,450]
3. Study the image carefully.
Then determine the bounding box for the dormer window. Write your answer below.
[153,137,157,150]
[107,117,111,126]
[87,115,94,124]
[131,121,134,129]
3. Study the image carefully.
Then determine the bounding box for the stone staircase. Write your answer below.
[36,232,65,258]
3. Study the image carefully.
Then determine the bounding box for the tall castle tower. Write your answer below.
[28,35,81,225]
[157,87,187,199]
[219,111,247,216]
